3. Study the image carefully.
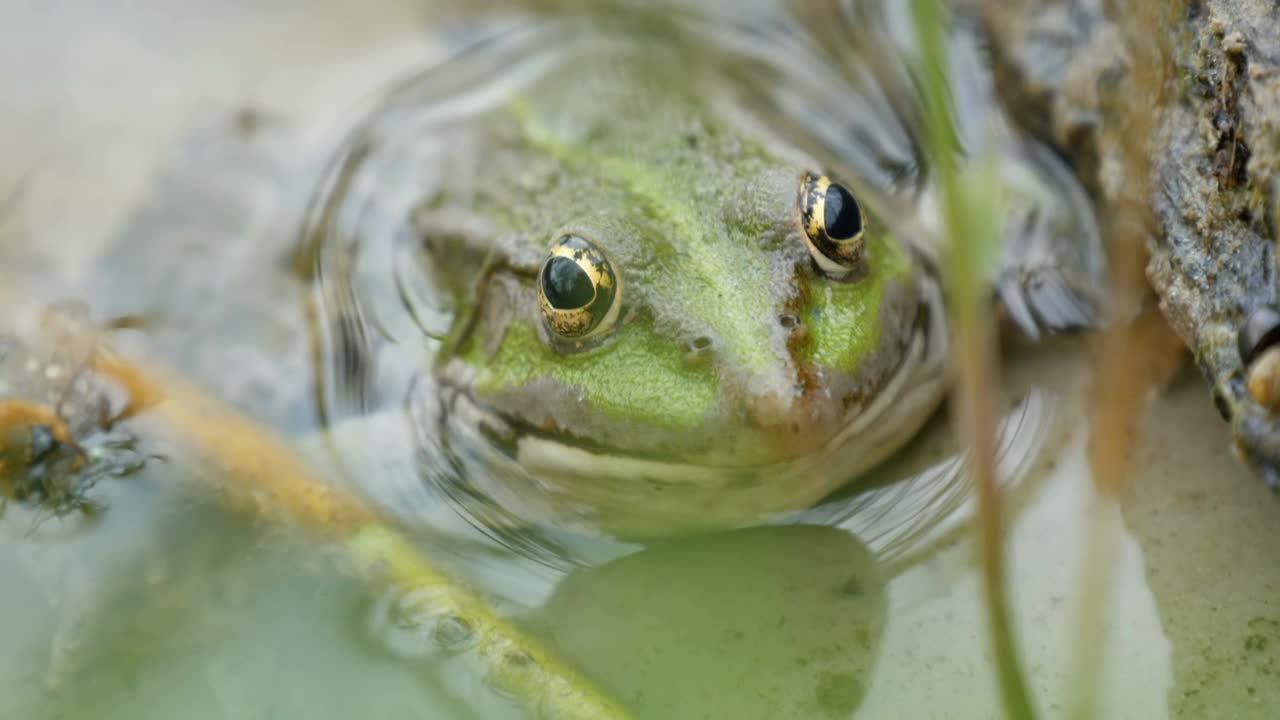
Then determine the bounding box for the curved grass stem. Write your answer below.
[909,1,1037,717]
[92,350,634,720]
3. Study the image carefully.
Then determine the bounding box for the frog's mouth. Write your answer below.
[430,281,948,536]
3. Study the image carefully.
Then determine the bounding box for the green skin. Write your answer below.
[416,51,945,535]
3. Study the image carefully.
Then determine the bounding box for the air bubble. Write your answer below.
[364,587,477,660]
[486,648,545,702]
[431,614,476,653]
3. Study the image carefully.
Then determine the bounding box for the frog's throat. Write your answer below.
[434,276,948,534]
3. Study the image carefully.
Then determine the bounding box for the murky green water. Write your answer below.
[3,2,1280,719]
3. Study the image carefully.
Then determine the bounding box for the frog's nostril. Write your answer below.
[683,335,715,365]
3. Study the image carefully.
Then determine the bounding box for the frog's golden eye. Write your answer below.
[798,172,867,279]
[537,234,622,341]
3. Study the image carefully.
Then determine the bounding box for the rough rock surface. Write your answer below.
[984,0,1280,484]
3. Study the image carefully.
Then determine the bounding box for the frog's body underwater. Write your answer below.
[309,6,1104,538]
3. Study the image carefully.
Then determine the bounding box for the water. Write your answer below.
[2,2,1279,719]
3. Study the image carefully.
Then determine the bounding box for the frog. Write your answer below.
[0,3,1102,540]
[304,6,1106,538]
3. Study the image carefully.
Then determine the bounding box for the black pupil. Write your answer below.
[542,256,596,310]
[824,183,863,241]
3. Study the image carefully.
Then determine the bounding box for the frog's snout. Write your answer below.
[739,377,835,457]
[746,388,792,429]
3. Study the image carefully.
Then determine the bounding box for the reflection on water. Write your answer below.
[534,525,887,720]
[2,1,1278,719]
[3,489,478,720]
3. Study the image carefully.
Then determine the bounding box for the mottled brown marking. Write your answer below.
[784,263,818,397]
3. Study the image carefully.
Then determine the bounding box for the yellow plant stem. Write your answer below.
[92,350,633,720]
[910,0,1036,716]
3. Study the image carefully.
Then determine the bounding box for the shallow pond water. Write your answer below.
[2,2,1279,719]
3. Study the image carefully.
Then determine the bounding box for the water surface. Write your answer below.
[2,2,1278,719]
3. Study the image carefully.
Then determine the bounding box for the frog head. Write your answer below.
[419,55,943,533]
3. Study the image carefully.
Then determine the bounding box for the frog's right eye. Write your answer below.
[797,172,867,279]
[537,234,622,342]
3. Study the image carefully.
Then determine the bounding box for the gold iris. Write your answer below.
[797,172,867,279]
[537,233,622,342]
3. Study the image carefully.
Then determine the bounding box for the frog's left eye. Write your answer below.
[798,172,867,279]
[537,234,622,342]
